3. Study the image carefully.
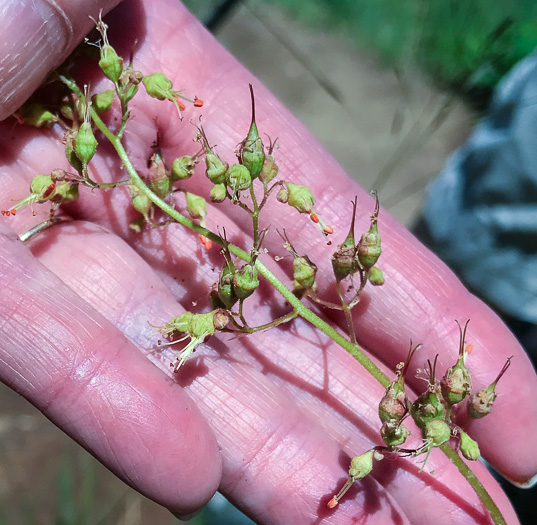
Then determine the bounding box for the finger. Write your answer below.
[0,222,222,515]
[0,0,122,120]
[31,218,519,524]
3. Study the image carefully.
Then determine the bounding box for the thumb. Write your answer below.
[0,0,122,120]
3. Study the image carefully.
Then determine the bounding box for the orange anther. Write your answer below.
[465,344,474,354]
[173,95,186,111]
[309,212,319,223]
[323,225,334,235]
[10,209,16,215]
[194,96,204,107]
[32,210,38,216]
[327,497,338,509]
[200,235,212,250]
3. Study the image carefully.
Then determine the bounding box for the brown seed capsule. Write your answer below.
[332,199,358,281]
[357,195,381,269]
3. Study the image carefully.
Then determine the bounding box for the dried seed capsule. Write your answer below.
[459,430,480,461]
[467,357,512,419]
[148,152,171,198]
[410,357,445,430]
[379,342,419,424]
[357,196,381,269]
[259,154,279,184]
[276,187,288,203]
[238,84,265,179]
[293,255,317,291]
[380,421,408,447]
[233,264,259,300]
[441,320,472,406]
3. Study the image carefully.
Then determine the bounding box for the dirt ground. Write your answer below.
[0,3,475,524]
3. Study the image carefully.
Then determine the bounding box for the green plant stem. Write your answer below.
[440,443,506,525]
[61,74,506,525]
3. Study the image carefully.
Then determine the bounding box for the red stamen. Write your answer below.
[10,209,16,215]
[43,183,56,198]
[465,344,474,354]
[200,235,212,250]
[194,96,203,107]
[32,211,38,216]
[323,225,334,235]
[310,212,319,223]
[327,497,338,509]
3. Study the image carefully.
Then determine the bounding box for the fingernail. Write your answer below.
[508,472,537,489]
[0,0,73,120]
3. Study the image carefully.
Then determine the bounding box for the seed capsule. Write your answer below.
[357,196,381,269]
[238,84,265,179]
[459,430,480,461]
[233,264,259,300]
[332,199,357,281]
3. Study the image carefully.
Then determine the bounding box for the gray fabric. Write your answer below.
[421,52,537,324]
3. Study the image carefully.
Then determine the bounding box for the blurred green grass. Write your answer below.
[184,0,537,107]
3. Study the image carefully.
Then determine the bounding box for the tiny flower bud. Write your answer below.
[172,155,196,181]
[424,419,451,447]
[185,192,207,220]
[259,154,279,184]
[237,84,265,179]
[210,183,227,203]
[368,266,384,286]
[467,357,512,419]
[357,196,381,269]
[441,320,472,406]
[91,90,115,114]
[118,66,143,102]
[213,309,229,330]
[226,164,252,195]
[233,264,259,300]
[276,187,288,203]
[459,430,480,461]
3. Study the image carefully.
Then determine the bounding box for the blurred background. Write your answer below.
[1,0,536,523]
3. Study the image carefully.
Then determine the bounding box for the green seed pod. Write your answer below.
[91,90,115,115]
[239,85,265,178]
[349,450,375,480]
[185,192,207,220]
[459,430,480,461]
[332,199,357,281]
[210,183,227,203]
[441,321,472,406]
[148,153,171,199]
[205,151,228,184]
[233,264,259,300]
[142,72,173,100]
[63,130,83,173]
[30,174,55,197]
[293,255,317,291]
[172,155,196,181]
[53,182,79,204]
[467,357,511,419]
[99,44,123,83]
[357,196,381,269]
[75,122,98,165]
[424,419,451,447]
[18,103,57,127]
[226,164,251,193]
[380,421,408,447]
[284,182,315,214]
[411,389,445,430]
[368,267,384,286]
[218,266,238,310]
[259,154,279,184]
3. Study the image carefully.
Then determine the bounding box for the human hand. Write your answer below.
[1,1,536,523]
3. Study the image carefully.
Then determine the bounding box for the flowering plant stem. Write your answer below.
[60,74,506,525]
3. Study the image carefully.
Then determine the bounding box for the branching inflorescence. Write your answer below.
[7,15,512,525]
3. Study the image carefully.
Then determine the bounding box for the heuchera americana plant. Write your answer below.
[8,15,512,525]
